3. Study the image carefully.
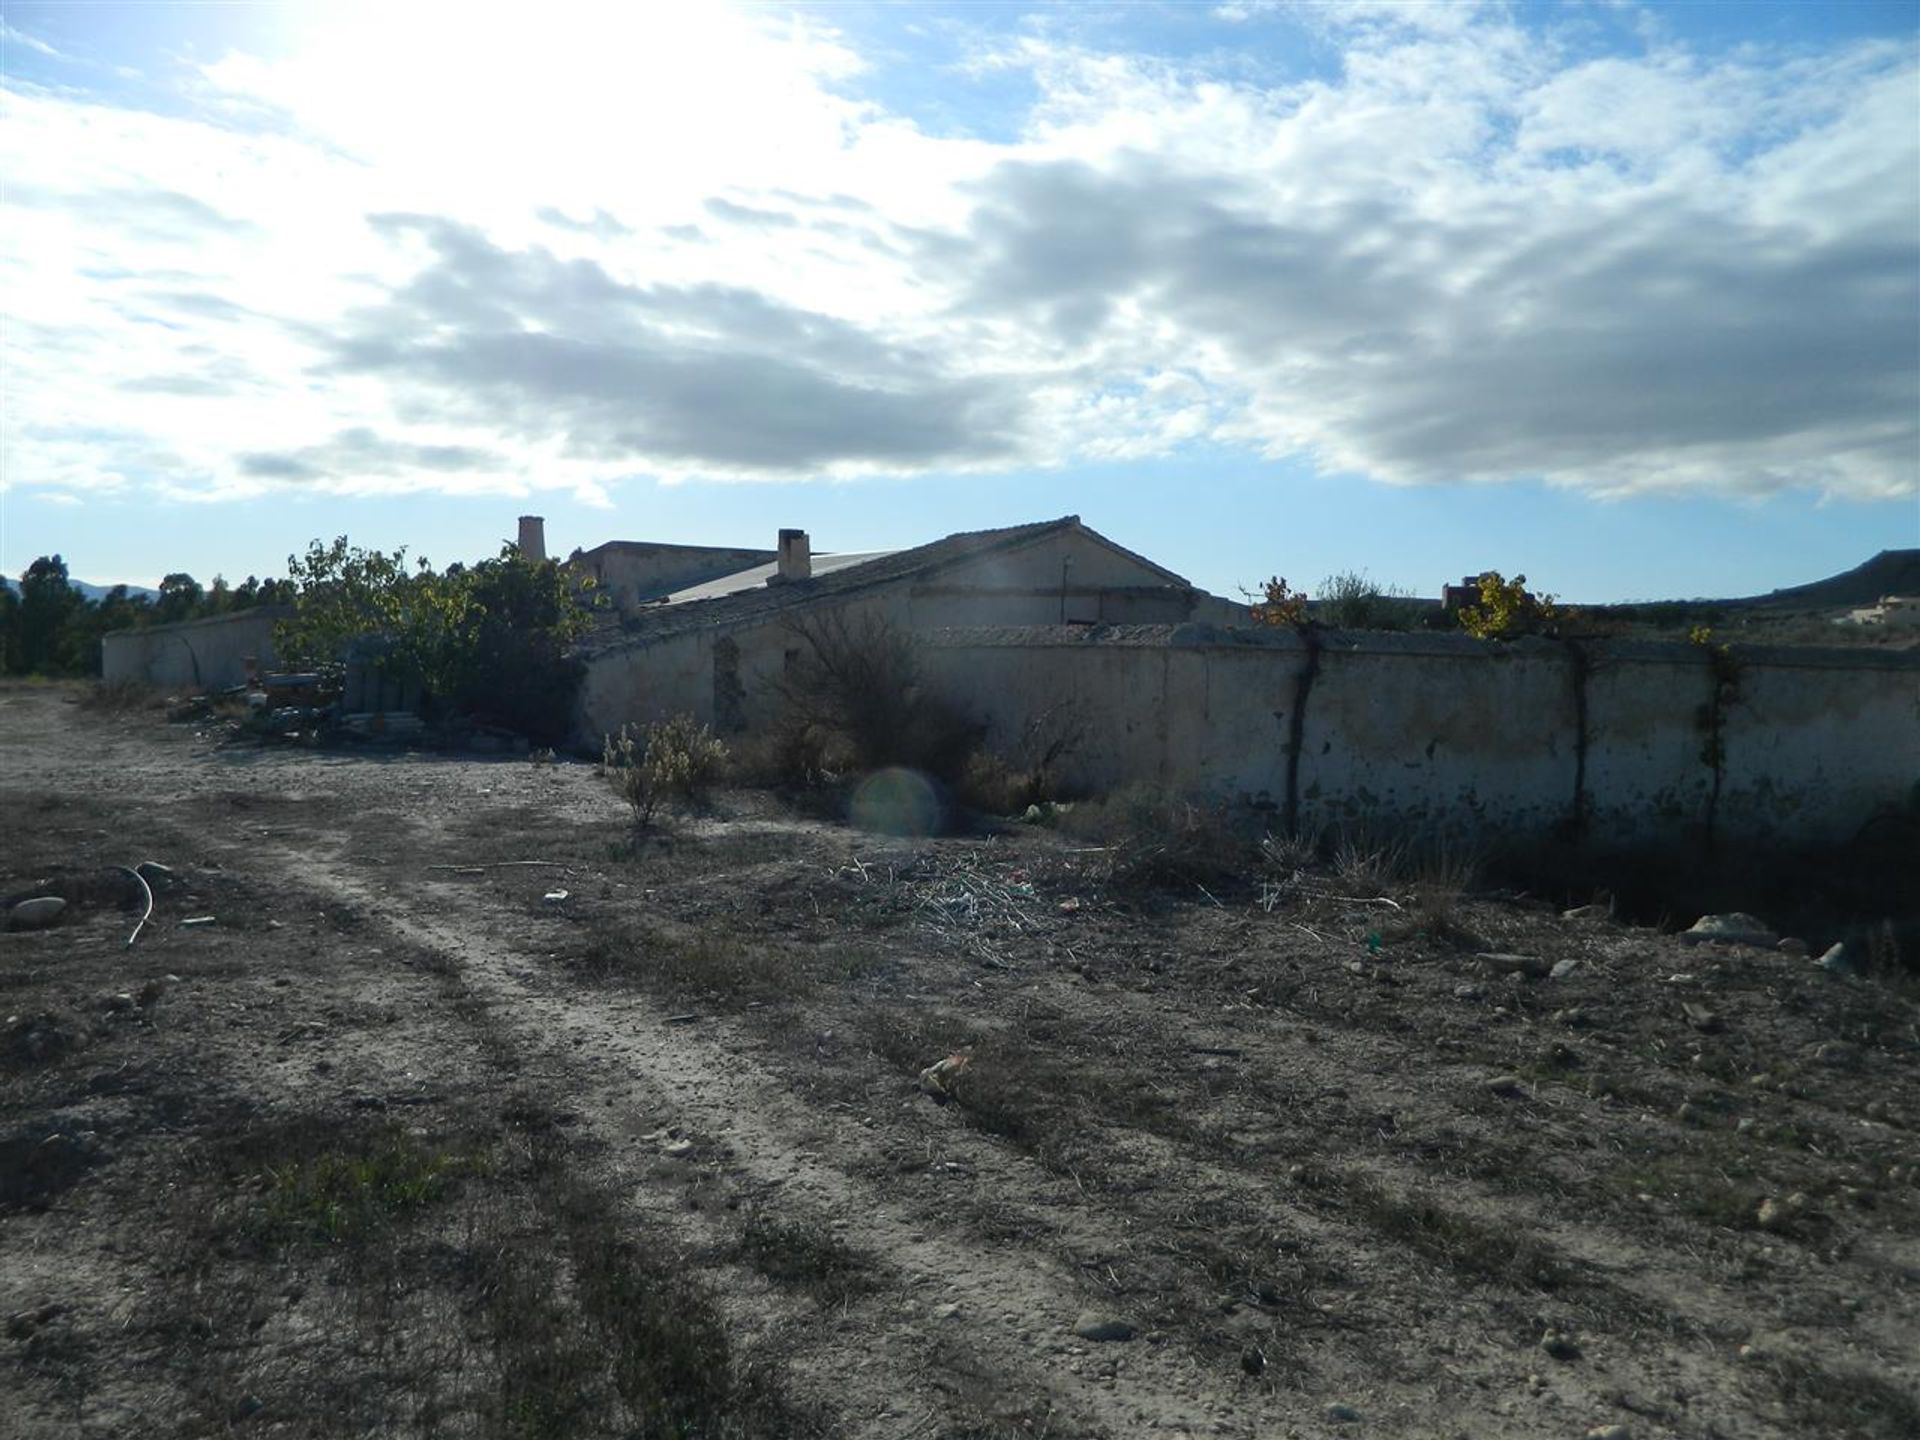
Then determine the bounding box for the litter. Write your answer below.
[918,1052,971,1101]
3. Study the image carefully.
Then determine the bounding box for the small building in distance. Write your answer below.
[572,515,1240,739]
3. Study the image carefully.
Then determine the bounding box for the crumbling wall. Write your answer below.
[100,609,289,692]
[919,625,1920,847]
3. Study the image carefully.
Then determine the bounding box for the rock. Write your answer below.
[1681,1002,1724,1034]
[1756,1195,1805,1232]
[661,1138,695,1159]
[1775,937,1809,959]
[1680,913,1777,948]
[134,861,176,889]
[4,1303,61,1339]
[1477,953,1549,978]
[1240,1345,1266,1377]
[1563,904,1607,920]
[1453,983,1483,1001]
[1541,1332,1583,1361]
[1817,943,1857,976]
[1486,1074,1527,1098]
[230,1394,265,1423]
[1072,1313,1135,1343]
[1325,1403,1363,1424]
[1550,959,1580,980]
[1814,1041,1857,1067]
[8,896,67,931]
[542,889,569,904]
[1586,1427,1632,1440]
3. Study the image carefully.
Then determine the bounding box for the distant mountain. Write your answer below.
[1732,550,1920,610]
[0,575,161,602]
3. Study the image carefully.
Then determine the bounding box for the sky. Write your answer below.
[1,0,1916,604]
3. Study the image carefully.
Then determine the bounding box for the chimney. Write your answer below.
[777,528,811,581]
[517,515,546,562]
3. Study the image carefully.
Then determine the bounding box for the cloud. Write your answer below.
[321,216,1030,474]
[930,27,1919,498]
[0,4,1913,504]
[704,197,800,229]
[535,206,632,239]
[237,426,501,483]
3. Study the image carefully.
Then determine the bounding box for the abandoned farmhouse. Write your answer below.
[98,516,1920,853]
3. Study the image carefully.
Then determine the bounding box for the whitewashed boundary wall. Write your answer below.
[101,608,288,692]
[920,625,1920,847]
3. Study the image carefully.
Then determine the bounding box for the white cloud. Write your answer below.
[0,2,1913,506]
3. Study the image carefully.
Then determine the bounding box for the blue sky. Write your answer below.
[1,1,1915,603]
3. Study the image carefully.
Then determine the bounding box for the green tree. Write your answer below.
[154,572,204,624]
[13,556,84,674]
[275,538,453,687]
[275,537,595,741]
[439,546,596,741]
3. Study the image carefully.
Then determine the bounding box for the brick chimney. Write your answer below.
[517,515,546,562]
[777,528,811,581]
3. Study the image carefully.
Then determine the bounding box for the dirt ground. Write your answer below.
[3,682,1917,1439]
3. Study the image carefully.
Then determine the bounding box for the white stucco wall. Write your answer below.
[575,528,1203,739]
[101,608,288,691]
[917,626,1920,847]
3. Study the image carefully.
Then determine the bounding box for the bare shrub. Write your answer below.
[727,715,833,790]
[768,611,977,780]
[602,715,728,826]
[79,678,165,713]
[1316,570,1420,630]
[1063,786,1257,895]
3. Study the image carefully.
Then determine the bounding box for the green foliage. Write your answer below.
[603,715,728,826]
[253,1125,484,1245]
[1458,571,1559,640]
[1316,569,1418,630]
[154,572,205,624]
[277,537,595,740]
[276,537,446,684]
[1249,575,1310,628]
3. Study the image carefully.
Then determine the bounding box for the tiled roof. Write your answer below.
[581,516,1095,655]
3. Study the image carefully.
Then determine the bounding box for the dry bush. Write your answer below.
[79,678,166,713]
[726,716,833,790]
[1062,786,1258,895]
[602,715,728,826]
[953,703,1087,816]
[768,611,978,781]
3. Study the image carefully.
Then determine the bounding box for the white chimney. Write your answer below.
[517,515,546,562]
[777,528,811,581]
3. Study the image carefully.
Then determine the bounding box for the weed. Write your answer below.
[78,678,164,713]
[1770,1354,1920,1439]
[1062,787,1257,895]
[1247,576,1310,628]
[735,1213,878,1308]
[1336,1172,1574,1293]
[1315,570,1420,630]
[1458,572,1559,640]
[603,714,728,826]
[252,1124,488,1244]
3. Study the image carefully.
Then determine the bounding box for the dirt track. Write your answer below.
[3,684,1917,1438]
